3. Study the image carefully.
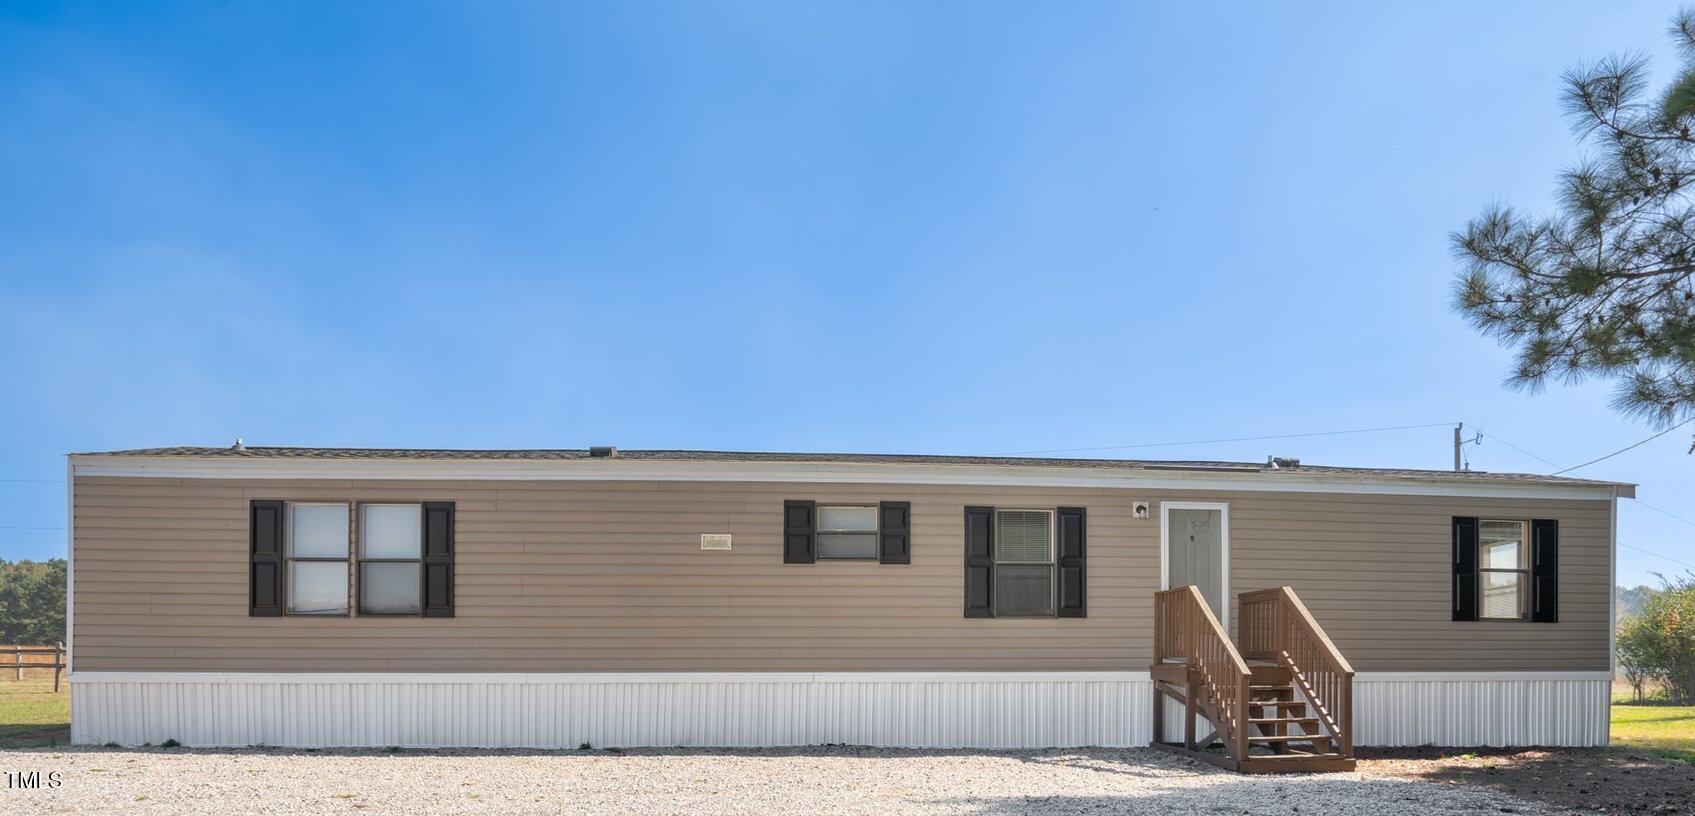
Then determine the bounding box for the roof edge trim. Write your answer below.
[67,454,1624,501]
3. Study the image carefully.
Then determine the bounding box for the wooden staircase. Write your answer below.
[1151,585,1356,773]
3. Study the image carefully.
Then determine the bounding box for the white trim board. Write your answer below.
[69,671,1149,685]
[64,456,74,675]
[67,456,1624,501]
[1356,671,1612,682]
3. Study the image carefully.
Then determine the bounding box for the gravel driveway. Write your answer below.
[2,746,1564,815]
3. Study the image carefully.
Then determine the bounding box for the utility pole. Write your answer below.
[1453,423,1463,472]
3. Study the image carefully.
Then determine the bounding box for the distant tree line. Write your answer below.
[0,559,66,645]
[1617,584,1652,619]
[1618,573,1695,704]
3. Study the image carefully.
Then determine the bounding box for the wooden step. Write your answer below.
[1249,700,1306,710]
[1250,734,1334,745]
[1236,754,1356,774]
[1249,716,1319,726]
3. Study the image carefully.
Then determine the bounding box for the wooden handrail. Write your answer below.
[1154,586,1252,760]
[1237,587,1354,757]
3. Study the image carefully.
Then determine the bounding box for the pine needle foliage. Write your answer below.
[0,559,66,645]
[1453,9,1695,439]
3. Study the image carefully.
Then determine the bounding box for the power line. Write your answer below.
[992,421,1458,456]
[1469,428,1564,469]
[0,525,64,531]
[1620,541,1695,570]
[1550,416,1695,476]
[1629,497,1695,529]
[0,479,64,484]
[1430,434,1695,570]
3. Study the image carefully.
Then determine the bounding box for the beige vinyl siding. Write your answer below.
[70,476,1611,672]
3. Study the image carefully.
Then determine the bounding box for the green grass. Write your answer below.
[1612,703,1695,764]
[0,675,70,742]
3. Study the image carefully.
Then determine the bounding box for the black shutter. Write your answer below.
[783,500,816,563]
[250,500,285,617]
[1452,516,1478,622]
[1531,519,1559,623]
[422,502,455,618]
[964,506,994,618]
[1057,506,1086,618]
[878,501,911,565]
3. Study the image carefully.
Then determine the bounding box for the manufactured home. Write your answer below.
[66,446,1629,770]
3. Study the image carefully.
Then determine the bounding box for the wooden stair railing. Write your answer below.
[1237,587,1355,757]
[1154,586,1252,760]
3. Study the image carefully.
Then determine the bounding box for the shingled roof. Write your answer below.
[74,445,1632,490]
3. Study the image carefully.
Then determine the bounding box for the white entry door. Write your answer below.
[1162,502,1230,622]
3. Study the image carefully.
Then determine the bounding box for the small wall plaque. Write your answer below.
[701,533,732,550]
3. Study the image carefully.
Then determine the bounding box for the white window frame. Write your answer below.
[357,502,425,616]
[1478,518,1531,621]
[991,508,1056,618]
[279,501,435,618]
[284,501,351,617]
[815,504,880,561]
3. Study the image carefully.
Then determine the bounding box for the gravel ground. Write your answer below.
[0,746,1565,816]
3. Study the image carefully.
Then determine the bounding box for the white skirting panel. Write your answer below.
[71,670,1612,749]
[1161,672,1608,748]
[1353,672,1611,747]
[70,672,1152,749]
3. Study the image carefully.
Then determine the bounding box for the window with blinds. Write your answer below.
[1478,519,1529,620]
[360,504,423,615]
[817,505,878,560]
[252,499,452,619]
[993,509,1055,617]
[286,503,350,615]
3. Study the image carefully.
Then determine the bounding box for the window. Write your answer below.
[360,504,423,614]
[286,503,350,615]
[1479,519,1529,620]
[817,505,878,560]
[253,499,454,618]
[993,509,1054,617]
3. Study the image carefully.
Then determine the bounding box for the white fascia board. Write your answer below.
[66,455,1620,501]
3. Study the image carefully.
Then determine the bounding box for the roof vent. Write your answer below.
[588,446,618,459]
[231,437,246,452]
[1266,456,1300,470]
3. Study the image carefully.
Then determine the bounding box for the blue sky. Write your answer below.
[0,1,1690,585]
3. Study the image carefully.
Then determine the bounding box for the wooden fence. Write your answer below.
[2,643,66,692]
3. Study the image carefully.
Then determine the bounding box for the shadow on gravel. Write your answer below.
[921,780,1531,816]
[1359,746,1695,816]
[1013,751,1191,780]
